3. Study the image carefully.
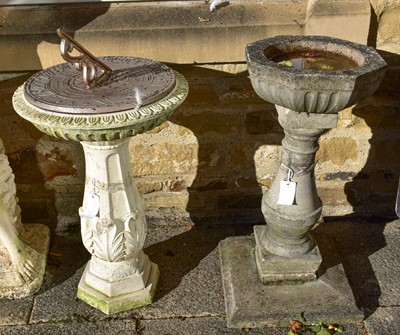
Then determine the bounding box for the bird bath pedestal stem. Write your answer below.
[255,106,338,283]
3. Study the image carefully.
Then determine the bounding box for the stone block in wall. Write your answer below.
[18,199,55,226]
[376,6,400,50]
[173,111,241,135]
[235,176,260,189]
[144,191,189,210]
[36,145,77,182]
[183,84,219,105]
[0,74,32,118]
[145,122,169,134]
[136,179,164,195]
[244,109,282,135]
[254,145,281,181]
[227,142,257,170]
[368,169,398,193]
[54,194,82,233]
[317,185,354,208]
[217,192,262,210]
[370,138,400,165]
[130,142,198,176]
[218,78,265,106]
[7,148,44,184]
[351,105,400,130]
[305,0,370,44]
[190,177,229,192]
[317,137,359,166]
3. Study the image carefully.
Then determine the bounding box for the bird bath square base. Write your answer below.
[77,257,159,315]
[219,235,363,328]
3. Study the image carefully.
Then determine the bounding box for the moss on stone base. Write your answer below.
[77,288,152,315]
[77,261,159,315]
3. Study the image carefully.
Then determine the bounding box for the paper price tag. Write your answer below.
[83,192,100,218]
[277,180,297,205]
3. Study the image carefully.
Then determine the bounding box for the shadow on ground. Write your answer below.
[313,217,389,320]
[144,223,254,301]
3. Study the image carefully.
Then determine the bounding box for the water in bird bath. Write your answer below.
[272,51,358,71]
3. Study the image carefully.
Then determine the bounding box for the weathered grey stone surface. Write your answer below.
[0,319,137,335]
[219,236,363,328]
[0,1,371,71]
[364,307,400,335]
[0,219,399,334]
[30,266,113,324]
[137,225,236,319]
[246,35,386,114]
[140,316,273,335]
[0,297,33,326]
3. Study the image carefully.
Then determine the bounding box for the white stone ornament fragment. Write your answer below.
[209,0,229,11]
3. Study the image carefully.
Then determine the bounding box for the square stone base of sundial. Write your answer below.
[219,235,363,328]
[77,260,159,315]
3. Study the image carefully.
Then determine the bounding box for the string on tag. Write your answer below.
[280,162,317,179]
[277,162,317,206]
[284,166,294,185]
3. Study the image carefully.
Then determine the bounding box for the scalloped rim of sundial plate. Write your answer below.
[23,57,176,115]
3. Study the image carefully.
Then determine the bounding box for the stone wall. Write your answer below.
[0,0,399,232]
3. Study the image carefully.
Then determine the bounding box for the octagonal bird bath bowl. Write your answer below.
[246,35,385,114]
[219,35,386,328]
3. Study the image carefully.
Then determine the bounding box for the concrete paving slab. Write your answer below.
[365,307,400,335]
[29,233,107,323]
[30,224,236,322]
[313,219,400,317]
[0,297,33,326]
[2,219,399,334]
[140,316,365,335]
[0,319,137,335]
[136,224,237,319]
[30,266,111,323]
[140,316,275,335]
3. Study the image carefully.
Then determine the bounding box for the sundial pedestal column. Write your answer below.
[77,139,159,314]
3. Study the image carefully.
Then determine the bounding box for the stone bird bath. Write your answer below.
[13,29,188,314]
[219,35,386,328]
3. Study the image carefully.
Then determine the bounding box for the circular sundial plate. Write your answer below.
[23,57,176,114]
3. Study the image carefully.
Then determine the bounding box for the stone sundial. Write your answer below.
[24,29,176,114]
[13,28,189,314]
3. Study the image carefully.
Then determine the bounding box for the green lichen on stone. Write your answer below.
[77,288,153,315]
[77,288,109,314]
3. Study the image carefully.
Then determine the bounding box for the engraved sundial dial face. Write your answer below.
[23,57,176,114]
